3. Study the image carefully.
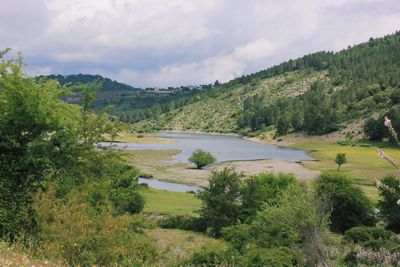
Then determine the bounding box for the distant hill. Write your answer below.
[40,73,141,92]
[41,74,204,114]
[127,31,400,137]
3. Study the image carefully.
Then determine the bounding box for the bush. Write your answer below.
[315,172,376,232]
[34,188,159,266]
[252,184,331,266]
[344,226,393,244]
[188,149,216,169]
[240,247,302,267]
[221,224,252,253]
[110,170,144,215]
[183,246,238,266]
[378,176,400,232]
[240,173,296,220]
[157,215,198,231]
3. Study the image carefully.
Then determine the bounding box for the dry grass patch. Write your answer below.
[145,228,226,263]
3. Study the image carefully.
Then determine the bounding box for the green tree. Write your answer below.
[0,51,81,238]
[197,168,242,236]
[315,172,376,233]
[253,184,331,266]
[188,149,216,169]
[335,153,347,170]
[378,176,400,232]
[240,172,295,220]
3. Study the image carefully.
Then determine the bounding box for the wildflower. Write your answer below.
[397,199,400,206]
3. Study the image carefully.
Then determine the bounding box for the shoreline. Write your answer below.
[122,131,321,188]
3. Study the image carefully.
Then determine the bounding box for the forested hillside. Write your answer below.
[40,74,203,114]
[129,32,400,138]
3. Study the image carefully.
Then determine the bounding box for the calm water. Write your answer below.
[138,178,200,192]
[102,131,312,163]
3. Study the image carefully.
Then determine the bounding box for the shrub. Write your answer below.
[33,187,159,266]
[315,172,376,232]
[240,172,296,220]
[110,171,144,215]
[183,246,238,266]
[344,226,394,244]
[221,224,252,253]
[240,247,302,267]
[253,184,331,266]
[188,149,216,169]
[378,175,400,232]
[157,215,198,231]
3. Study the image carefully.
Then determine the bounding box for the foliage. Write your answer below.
[188,149,216,169]
[196,168,243,236]
[253,184,331,266]
[344,226,394,244]
[335,153,347,170]
[240,247,302,267]
[182,246,238,267]
[343,227,400,266]
[240,172,295,220]
[221,224,252,253]
[364,107,400,143]
[0,51,80,239]
[157,215,200,231]
[315,172,376,232]
[34,187,158,266]
[378,175,400,232]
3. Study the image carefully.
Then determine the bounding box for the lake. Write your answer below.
[103,131,312,163]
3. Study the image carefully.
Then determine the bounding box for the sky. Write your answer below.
[1,0,399,88]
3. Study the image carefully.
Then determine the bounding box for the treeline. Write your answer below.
[229,31,400,88]
[40,73,141,91]
[117,89,202,123]
[238,31,400,136]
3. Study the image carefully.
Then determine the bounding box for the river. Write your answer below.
[102,131,312,192]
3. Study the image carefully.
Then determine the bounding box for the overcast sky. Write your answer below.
[1,0,399,87]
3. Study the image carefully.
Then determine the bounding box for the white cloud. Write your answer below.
[0,0,399,87]
[105,38,278,87]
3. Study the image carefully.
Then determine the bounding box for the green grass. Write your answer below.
[294,141,400,201]
[140,187,201,216]
[123,149,181,163]
[295,141,400,180]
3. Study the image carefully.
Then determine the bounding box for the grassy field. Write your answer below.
[140,187,201,216]
[294,141,400,201]
[295,142,400,180]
